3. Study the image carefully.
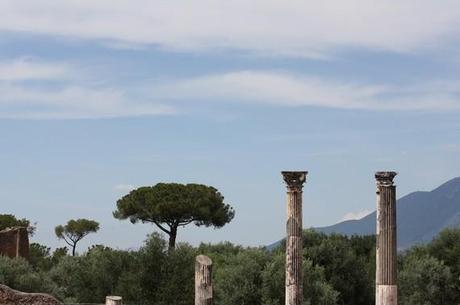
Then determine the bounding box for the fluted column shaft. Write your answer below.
[282,171,307,305]
[375,171,397,305]
[195,255,213,305]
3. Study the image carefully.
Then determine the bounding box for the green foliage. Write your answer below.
[0,256,39,291]
[0,214,36,236]
[117,233,197,305]
[47,255,86,302]
[127,233,168,304]
[302,230,374,305]
[0,256,56,295]
[29,244,69,271]
[399,253,455,305]
[261,253,339,305]
[197,242,244,267]
[428,228,460,280]
[48,245,134,303]
[213,249,269,305]
[1,225,459,305]
[114,183,235,249]
[51,247,69,265]
[398,228,460,304]
[55,218,100,256]
[154,243,197,305]
[303,259,339,305]
[29,243,53,271]
[260,252,285,305]
[86,245,137,303]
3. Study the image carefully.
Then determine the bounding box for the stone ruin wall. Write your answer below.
[0,227,29,259]
[0,284,61,305]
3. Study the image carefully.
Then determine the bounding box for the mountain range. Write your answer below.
[270,177,460,250]
[317,177,460,249]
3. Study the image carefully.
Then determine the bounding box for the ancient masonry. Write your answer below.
[105,296,122,305]
[282,171,307,305]
[195,255,213,305]
[0,284,61,305]
[375,171,398,305]
[0,227,29,259]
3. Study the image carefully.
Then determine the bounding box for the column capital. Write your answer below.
[282,171,308,190]
[375,171,397,186]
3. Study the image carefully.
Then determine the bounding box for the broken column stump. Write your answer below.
[106,296,122,305]
[375,171,398,305]
[195,255,213,305]
[282,171,308,305]
[0,284,61,305]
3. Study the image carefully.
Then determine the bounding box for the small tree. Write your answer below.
[113,183,235,250]
[55,219,100,256]
[0,214,36,236]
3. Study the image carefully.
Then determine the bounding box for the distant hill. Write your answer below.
[269,177,460,250]
[318,177,460,249]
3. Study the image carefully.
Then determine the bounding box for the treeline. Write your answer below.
[0,228,459,305]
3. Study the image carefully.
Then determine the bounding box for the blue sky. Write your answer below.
[0,1,460,252]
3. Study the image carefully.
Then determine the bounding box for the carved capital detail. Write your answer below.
[375,171,397,186]
[282,171,308,190]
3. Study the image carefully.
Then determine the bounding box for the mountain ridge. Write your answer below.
[268,177,460,250]
[316,177,460,249]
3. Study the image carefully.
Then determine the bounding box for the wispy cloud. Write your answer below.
[0,84,174,119]
[2,64,460,119]
[0,58,173,119]
[1,1,460,57]
[150,71,460,111]
[0,58,71,81]
[339,209,372,222]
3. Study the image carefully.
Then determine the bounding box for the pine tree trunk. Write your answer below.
[168,227,177,250]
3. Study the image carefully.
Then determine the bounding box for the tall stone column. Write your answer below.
[282,171,307,305]
[375,171,398,305]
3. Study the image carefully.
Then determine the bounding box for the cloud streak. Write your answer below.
[0,58,71,81]
[0,58,173,119]
[0,84,174,119]
[1,57,459,119]
[1,1,460,57]
[150,71,460,111]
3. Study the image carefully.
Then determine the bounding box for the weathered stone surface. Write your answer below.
[0,284,61,305]
[106,296,122,305]
[375,172,398,305]
[0,227,29,259]
[282,171,307,305]
[195,255,213,305]
[376,285,397,305]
